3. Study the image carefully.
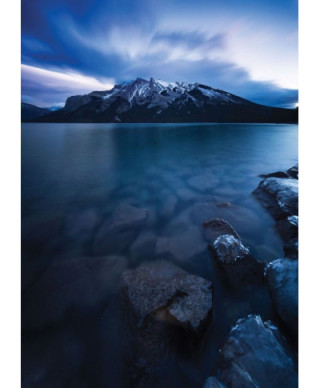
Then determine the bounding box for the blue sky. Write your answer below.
[21,0,298,108]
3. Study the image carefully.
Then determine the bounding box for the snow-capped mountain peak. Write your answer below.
[63,77,251,120]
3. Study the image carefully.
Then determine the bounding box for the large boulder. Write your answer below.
[22,255,127,331]
[120,260,213,385]
[218,315,297,388]
[265,258,298,336]
[210,234,265,286]
[253,176,298,220]
[93,203,148,254]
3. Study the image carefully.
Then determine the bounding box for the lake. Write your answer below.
[21,123,298,387]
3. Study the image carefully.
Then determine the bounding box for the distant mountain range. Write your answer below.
[22,78,298,123]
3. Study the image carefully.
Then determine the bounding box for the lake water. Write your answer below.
[21,123,298,387]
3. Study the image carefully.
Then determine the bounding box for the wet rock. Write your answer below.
[203,376,226,388]
[202,218,240,243]
[218,315,297,388]
[93,203,148,254]
[253,177,298,220]
[265,258,298,336]
[22,255,127,331]
[121,260,213,335]
[284,238,298,260]
[121,261,213,385]
[287,165,298,179]
[276,215,298,243]
[187,174,219,192]
[156,226,206,262]
[210,234,265,286]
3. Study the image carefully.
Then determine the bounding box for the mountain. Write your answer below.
[21,103,50,121]
[26,78,298,123]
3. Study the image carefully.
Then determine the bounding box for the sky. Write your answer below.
[21,0,298,108]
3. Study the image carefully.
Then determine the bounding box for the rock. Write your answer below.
[187,174,219,192]
[218,315,297,388]
[202,218,240,243]
[203,376,226,388]
[253,177,298,220]
[213,234,249,263]
[121,261,213,384]
[265,258,298,336]
[287,165,298,179]
[156,226,206,263]
[22,255,127,330]
[283,238,298,260]
[259,171,290,179]
[210,234,265,286]
[93,204,148,254]
[276,215,298,243]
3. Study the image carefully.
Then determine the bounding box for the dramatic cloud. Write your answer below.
[21,0,298,107]
[21,64,114,106]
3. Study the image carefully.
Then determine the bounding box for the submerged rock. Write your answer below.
[156,226,206,263]
[265,258,298,336]
[120,260,213,385]
[187,174,219,192]
[202,218,240,243]
[22,255,127,331]
[210,233,265,286]
[218,315,297,388]
[253,176,298,220]
[93,203,148,254]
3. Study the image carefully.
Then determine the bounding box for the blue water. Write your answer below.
[21,123,298,387]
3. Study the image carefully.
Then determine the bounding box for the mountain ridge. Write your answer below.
[23,78,298,123]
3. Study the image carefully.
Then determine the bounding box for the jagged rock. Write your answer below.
[93,203,148,254]
[287,165,298,179]
[253,176,298,220]
[218,315,297,388]
[210,234,265,286]
[265,258,298,336]
[202,218,240,243]
[203,376,226,388]
[120,261,213,385]
[22,255,127,330]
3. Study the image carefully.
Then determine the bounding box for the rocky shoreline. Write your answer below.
[22,165,298,388]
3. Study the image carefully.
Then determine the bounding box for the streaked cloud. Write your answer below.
[21,64,114,106]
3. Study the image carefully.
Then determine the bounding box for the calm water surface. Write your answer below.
[21,123,298,387]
